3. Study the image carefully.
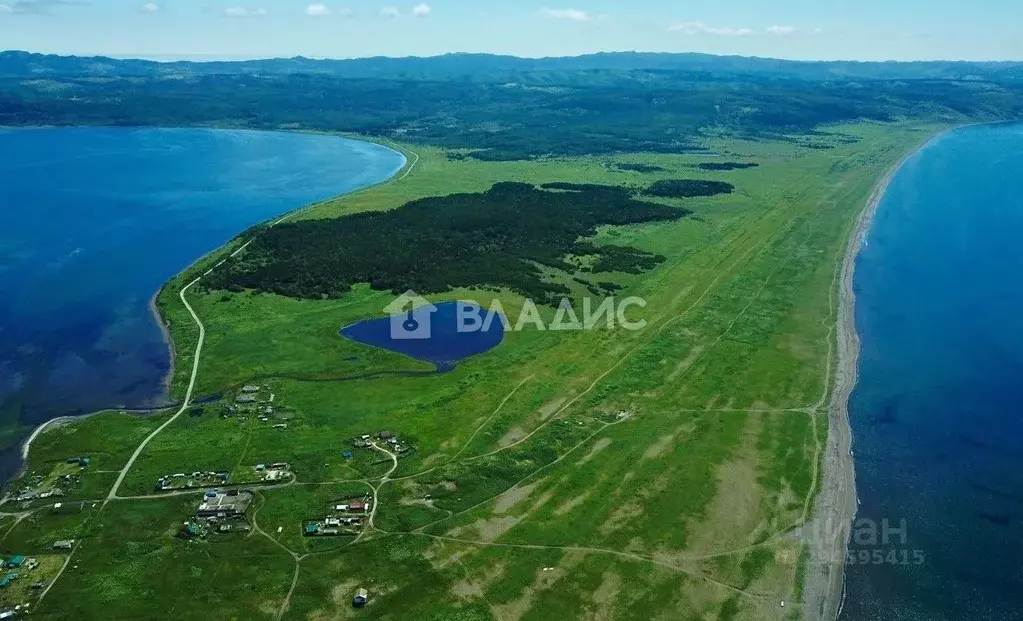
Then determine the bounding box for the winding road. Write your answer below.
[102,144,420,502]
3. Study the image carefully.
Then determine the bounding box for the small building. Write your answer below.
[0,573,16,588]
[304,523,320,536]
[52,540,74,550]
[348,502,367,513]
[377,431,394,440]
[180,522,203,539]
[236,395,257,404]
[342,451,354,460]
[196,491,252,518]
[335,504,349,512]
[5,556,25,569]
[353,588,368,608]
[241,385,261,393]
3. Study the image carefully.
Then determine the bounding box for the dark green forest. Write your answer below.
[204,182,690,302]
[608,162,667,173]
[644,179,735,198]
[697,162,760,171]
[2,51,1023,160]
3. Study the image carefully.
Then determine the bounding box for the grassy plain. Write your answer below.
[7,121,943,620]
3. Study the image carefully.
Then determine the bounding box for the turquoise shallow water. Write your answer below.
[0,127,404,470]
[842,124,1023,620]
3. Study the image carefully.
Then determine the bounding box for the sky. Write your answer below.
[0,0,1020,62]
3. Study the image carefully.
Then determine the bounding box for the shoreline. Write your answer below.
[802,130,945,621]
[13,133,413,488]
[151,289,177,398]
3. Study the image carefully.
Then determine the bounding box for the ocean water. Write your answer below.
[0,127,404,451]
[842,124,1023,620]
[341,301,506,372]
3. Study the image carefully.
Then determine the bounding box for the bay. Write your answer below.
[0,127,404,479]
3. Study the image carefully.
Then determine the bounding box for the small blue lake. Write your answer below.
[340,301,505,371]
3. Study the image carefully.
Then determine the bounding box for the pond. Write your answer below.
[340,301,505,371]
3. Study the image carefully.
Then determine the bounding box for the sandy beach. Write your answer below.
[801,135,941,621]
[151,289,177,397]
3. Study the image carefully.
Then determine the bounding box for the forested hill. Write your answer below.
[3,50,1023,160]
[3,50,1023,82]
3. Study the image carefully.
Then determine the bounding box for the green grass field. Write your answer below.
[3,121,945,620]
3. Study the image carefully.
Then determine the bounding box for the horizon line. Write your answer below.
[3,49,1023,65]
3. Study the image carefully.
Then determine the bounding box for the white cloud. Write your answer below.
[667,21,754,37]
[380,6,400,18]
[766,25,796,36]
[538,7,588,21]
[305,3,329,16]
[139,2,158,13]
[222,6,266,17]
[411,2,430,17]
[3,0,88,14]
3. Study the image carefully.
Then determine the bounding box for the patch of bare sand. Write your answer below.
[492,551,587,621]
[589,571,622,621]
[306,579,359,621]
[598,499,645,536]
[643,434,676,459]
[451,562,507,602]
[420,452,449,468]
[498,426,528,448]
[554,490,592,516]
[538,397,568,421]
[675,580,726,620]
[494,480,542,514]
[258,600,279,618]
[576,437,612,466]
[667,345,705,382]
[449,516,521,542]
[677,414,766,558]
[450,578,484,601]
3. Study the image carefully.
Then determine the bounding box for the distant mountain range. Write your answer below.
[3,50,1023,82]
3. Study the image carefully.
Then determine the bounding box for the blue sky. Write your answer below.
[0,0,1020,61]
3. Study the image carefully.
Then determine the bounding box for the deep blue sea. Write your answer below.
[341,301,506,371]
[843,124,1023,620]
[0,127,404,441]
